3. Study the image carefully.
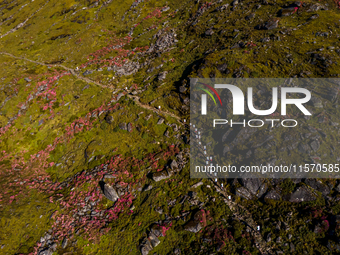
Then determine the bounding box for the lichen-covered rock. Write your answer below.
[184,220,202,233]
[105,115,114,124]
[119,123,127,131]
[236,187,253,200]
[278,7,298,17]
[147,30,177,53]
[83,70,93,76]
[158,71,168,81]
[205,29,214,36]
[170,159,178,170]
[152,170,170,182]
[140,238,153,255]
[255,19,279,30]
[264,190,281,200]
[289,186,316,202]
[127,122,133,132]
[157,118,165,124]
[100,182,119,202]
[304,179,330,196]
[240,178,267,197]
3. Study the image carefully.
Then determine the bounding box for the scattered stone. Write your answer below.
[314,223,323,234]
[24,77,31,82]
[152,170,170,182]
[38,248,53,255]
[289,186,316,202]
[158,71,168,81]
[61,238,68,249]
[100,182,119,202]
[297,143,311,154]
[310,97,323,108]
[164,129,169,137]
[119,123,127,131]
[191,182,203,188]
[327,240,340,252]
[308,14,319,20]
[205,29,214,36]
[245,13,255,20]
[115,93,124,102]
[174,248,181,255]
[140,238,153,255]
[157,118,165,124]
[170,160,178,170]
[305,179,330,196]
[103,174,115,179]
[266,232,272,242]
[260,37,270,43]
[214,3,229,12]
[147,31,178,53]
[83,70,93,76]
[184,211,206,233]
[162,6,170,12]
[155,207,163,214]
[179,85,187,93]
[240,179,267,197]
[143,184,153,192]
[148,232,160,247]
[309,140,320,152]
[306,3,327,12]
[82,84,90,91]
[105,115,114,124]
[231,0,238,6]
[216,63,229,74]
[127,122,133,132]
[150,224,163,237]
[256,19,279,30]
[278,7,297,17]
[264,190,281,200]
[236,187,253,200]
[183,97,190,104]
[184,220,202,233]
[112,61,140,76]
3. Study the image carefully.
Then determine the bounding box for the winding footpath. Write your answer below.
[211,180,275,255]
[0,51,182,122]
[192,128,275,254]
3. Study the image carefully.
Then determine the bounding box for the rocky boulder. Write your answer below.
[99,181,119,202]
[289,186,316,202]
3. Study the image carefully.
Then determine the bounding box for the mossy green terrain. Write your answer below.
[1,0,340,254]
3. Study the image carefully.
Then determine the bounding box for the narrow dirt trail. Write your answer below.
[211,180,275,255]
[0,51,183,122]
[192,131,274,254]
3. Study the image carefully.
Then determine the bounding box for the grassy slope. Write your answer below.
[0,0,340,254]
